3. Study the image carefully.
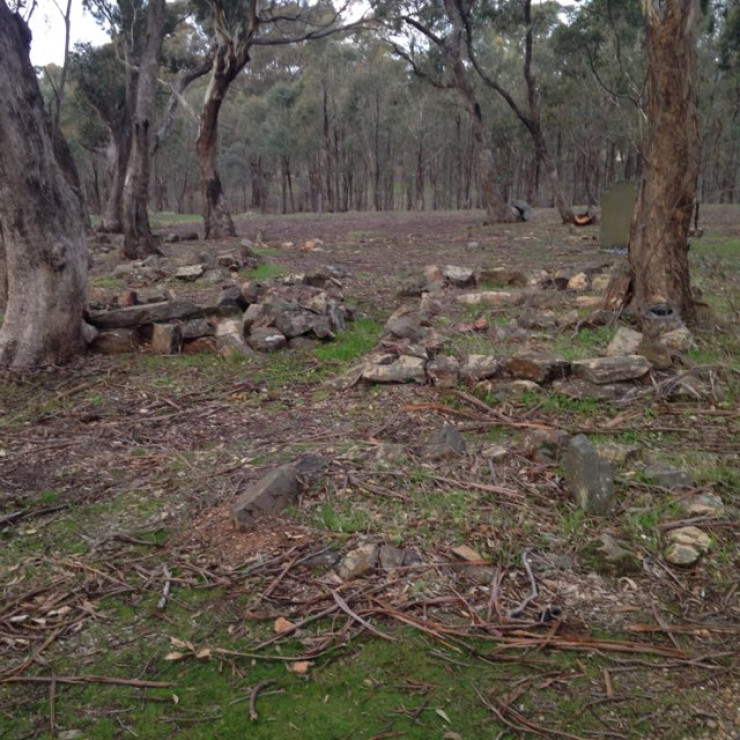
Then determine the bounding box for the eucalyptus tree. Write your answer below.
[0,1,88,369]
[372,0,518,222]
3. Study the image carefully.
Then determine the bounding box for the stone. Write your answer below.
[181,318,216,340]
[663,542,701,566]
[384,313,428,343]
[666,526,712,552]
[596,443,641,467]
[362,356,427,384]
[505,353,570,384]
[605,327,643,357]
[150,323,182,354]
[456,291,519,307]
[564,434,616,515]
[658,326,694,352]
[442,265,477,287]
[510,199,533,221]
[599,180,636,250]
[231,464,303,529]
[217,318,244,336]
[603,266,633,311]
[241,280,265,305]
[87,299,205,329]
[423,265,445,283]
[482,445,508,461]
[183,337,218,354]
[397,274,429,297]
[90,328,139,354]
[591,274,612,292]
[338,544,379,581]
[679,492,724,517]
[581,534,641,576]
[419,422,467,459]
[551,377,635,402]
[572,355,650,384]
[575,295,603,310]
[451,544,484,562]
[478,266,528,288]
[118,289,138,307]
[523,429,571,465]
[426,355,460,387]
[497,380,542,397]
[636,340,673,370]
[379,544,407,571]
[247,327,288,352]
[460,355,501,383]
[175,264,205,281]
[567,272,588,291]
[81,321,99,345]
[643,463,693,490]
[217,333,253,357]
[518,310,558,330]
[220,284,247,311]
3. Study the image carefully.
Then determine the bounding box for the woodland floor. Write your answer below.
[0,207,739,739]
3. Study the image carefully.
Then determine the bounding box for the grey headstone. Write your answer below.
[564,434,616,515]
[599,181,636,250]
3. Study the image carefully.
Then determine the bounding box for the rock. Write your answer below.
[456,291,519,307]
[384,313,428,342]
[643,463,693,490]
[219,284,247,311]
[581,534,641,576]
[564,434,616,515]
[603,266,632,311]
[482,445,508,461]
[362,356,427,384]
[596,443,641,467]
[664,542,701,566]
[231,464,303,529]
[426,355,460,387]
[571,355,650,384]
[510,199,533,221]
[418,422,467,459]
[81,321,99,345]
[150,323,182,354]
[518,310,557,330]
[241,280,265,305]
[181,318,216,340]
[460,354,501,383]
[497,380,542,397]
[217,333,253,357]
[551,377,636,402]
[505,353,570,384]
[87,299,205,329]
[591,273,612,292]
[338,544,379,581]
[217,318,244,336]
[183,337,218,354]
[658,326,694,352]
[379,544,407,571]
[567,272,588,291]
[247,327,288,352]
[666,526,712,552]
[451,544,484,562]
[90,328,139,354]
[442,265,476,287]
[679,492,725,517]
[604,326,643,357]
[175,264,205,281]
[523,429,571,465]
[478,266,528,288]
[118,289,138,307]
[575,295,603,309]
[397,274,429,297]
[642,303,684,341]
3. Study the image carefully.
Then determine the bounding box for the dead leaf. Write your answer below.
[164,651,186,661]
[288,661,312,675]
[195,648,212,660]
[170,637,195,651]
[273,616,295,634]
[435,708,452,724]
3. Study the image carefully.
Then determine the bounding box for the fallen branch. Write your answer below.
[157,565,172,610]
[332,591,396,642]
[0,674,175,688]
[249,679,276,721]
[507,549,538,619]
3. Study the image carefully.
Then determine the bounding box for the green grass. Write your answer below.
[313,317,382,367]
[241,262,287,281]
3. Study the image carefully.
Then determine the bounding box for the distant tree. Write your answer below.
[629,0,700,324]
[0,1,88,369]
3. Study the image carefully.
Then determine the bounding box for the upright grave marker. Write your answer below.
[599,181,637,251]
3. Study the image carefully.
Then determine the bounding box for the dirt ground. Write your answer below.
[1,207,738,739]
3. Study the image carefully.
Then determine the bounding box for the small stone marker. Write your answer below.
[231,464,302,529]
[564,434,615,515]
[599,181,636,251]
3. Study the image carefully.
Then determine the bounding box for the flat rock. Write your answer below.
[338,544,379,581]
[643,463,693,490]
[666,526,712,552]
[658,326,694,352]
[460,354,501,382]
[604,327,643,357]
[87,299,204,329]
[572,355,650,384]
[426,355,460,387]
[551,377,635,401]
[247,327,288,352]
[418,422,467,460]
[442,265,476,287]
[580,534,641,576]
[456,291,520,307]
[231,464,303,529]
[478,266,527,288]
[679,492,725,516]
[596,443,641,467]
[505,353,570,384]
[150,323,182,354]
[175,264,205,281]
[663,543,701,566]
[564,434,615,515]
[90,328,139,354]
[362,356,426,384]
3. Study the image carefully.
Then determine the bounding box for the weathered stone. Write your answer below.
[596,443,641,467]
[217,318,244,336]
[581,534,641,576]
[679,492,725,517]
[397,275,428,297]
[118,289,138,307]
[599,180,636,250]
[658,326,694,352]
[362,356,427,384]
[379,544,407,571]
[505,353,570,384]
[523,429,571,465]
[241,280,265,305]
[175,264,205,281]
[419,293,443,322]
[460,355,501,383]
[182,337,218,354]
[384,313,428,342]
[231,464,303,529]
[478,266,528,288]
[635,340,673,370]
[181,318,216,340]
[247,327,288,352]
[81,321,99,345]
[87,299,205,329]
[456,291,519,307]
[605,327,643,357]
[591,274,612,292]
[564,434,616,515]
[663,543,701,566]
[643,463,693,490]
[641,303,684,341]
[551,378,634,401]
[338,544,379,581]
[666,526,712,552]
[419,422,467,460]
[426,355,460,387]
[495,380,542,399]
[510,199,533,222]
[568,272,588,291]
[603,266,632,311]
[572,355,650,384]
[442,265,476,287]
[518,311,557,330]
[575,295,604,310]
[150,323,182,354]
[217,333,253,357]
[90,328,139,354]
[219,284,247,312]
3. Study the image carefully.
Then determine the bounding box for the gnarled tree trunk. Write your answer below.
[628,0,699,324]
[0,3,88,369]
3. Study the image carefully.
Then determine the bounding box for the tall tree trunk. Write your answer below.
[197,72,238,238]
[122,0,166,260]
[0,4,87,369]
[100,134,129,233]
[629,0,699,325]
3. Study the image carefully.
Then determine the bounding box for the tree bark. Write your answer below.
[0,3,88,369]
[628,0,699,324]
[122,0,166,260]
